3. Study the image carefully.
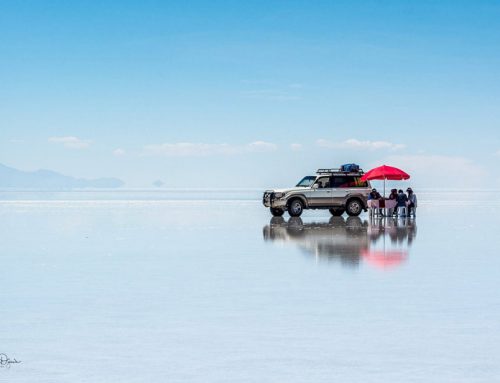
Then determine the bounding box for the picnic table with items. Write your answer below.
[367,198,398,210]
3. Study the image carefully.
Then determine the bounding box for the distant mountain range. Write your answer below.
[0,163,124,189]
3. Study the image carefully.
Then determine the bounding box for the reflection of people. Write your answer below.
[396,189,408,216]
[406,187,417,217]
[385,217,417,245]
[263,217,416,270]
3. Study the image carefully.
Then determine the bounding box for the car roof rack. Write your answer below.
[316,168,365,175]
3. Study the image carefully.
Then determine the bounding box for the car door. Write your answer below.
[344,176,370,203]
[309,176,334,207]
[331,176,351,205]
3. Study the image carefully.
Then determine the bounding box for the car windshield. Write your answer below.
[296,176,316,187]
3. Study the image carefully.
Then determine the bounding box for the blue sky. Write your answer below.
[1,1,500,188]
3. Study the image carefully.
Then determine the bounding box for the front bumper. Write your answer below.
[262,191,287,208]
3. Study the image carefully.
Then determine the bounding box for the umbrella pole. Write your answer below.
[383,178,386,218]
[383,226,386,252]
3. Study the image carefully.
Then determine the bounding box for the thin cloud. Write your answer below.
[494,149,500,157]
[317,138,405,151]
[247,141,277,152]
[290,143,303,151]
[375,154,488,188]
[143,143,235,157]
[49,136,91,149]
[113,148,126,156]
[142,141,277,157]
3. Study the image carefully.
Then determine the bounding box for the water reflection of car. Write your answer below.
[263,216,417,269]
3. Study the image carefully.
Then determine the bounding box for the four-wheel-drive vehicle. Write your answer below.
[262,167,371,217]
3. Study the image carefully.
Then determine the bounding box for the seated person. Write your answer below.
[406,187,417,217]
[368,188,383,216]
[396,189,408,216]
[389,189,398,200]
[368,188,382,200]
[388,189,398,216]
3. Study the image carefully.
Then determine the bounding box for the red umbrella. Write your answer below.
[361,165,410,197]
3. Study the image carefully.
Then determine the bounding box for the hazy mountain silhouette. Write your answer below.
[0,163,124,189]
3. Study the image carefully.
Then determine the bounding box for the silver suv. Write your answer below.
[262,168,371,217]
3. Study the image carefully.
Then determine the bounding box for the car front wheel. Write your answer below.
[346,199,362,216]
[288,199,304,217]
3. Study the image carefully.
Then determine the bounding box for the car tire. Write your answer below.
[270,207,285,217]
[288,199,304,217]
[329,207,345,216]
[346,199,363,217]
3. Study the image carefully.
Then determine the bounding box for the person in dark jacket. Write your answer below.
[396,189,408,217]
[389,189,398,200]
[369,188,382,200]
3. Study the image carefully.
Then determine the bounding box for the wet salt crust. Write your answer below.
[0,190,498,382]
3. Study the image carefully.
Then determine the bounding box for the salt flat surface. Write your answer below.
[0,191,499,382]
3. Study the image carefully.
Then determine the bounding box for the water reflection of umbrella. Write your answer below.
[361,165,410,197]
[361,249,407,269]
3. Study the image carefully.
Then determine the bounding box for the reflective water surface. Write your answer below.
[0,191,499,382]
[264,216,417,268]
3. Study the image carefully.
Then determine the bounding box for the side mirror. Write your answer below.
[312,184,319,189]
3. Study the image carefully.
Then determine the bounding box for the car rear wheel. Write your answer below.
[346,199,362,216]
[288,199,304,217]
[270,207,285,217]
[329,207,345,216]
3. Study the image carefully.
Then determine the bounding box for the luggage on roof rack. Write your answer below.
[340,163,360,172]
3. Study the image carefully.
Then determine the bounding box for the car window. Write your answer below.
[332,176,368,188]
[314,177,331,188]
[296,176,316,187]
[351,177,368,187]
